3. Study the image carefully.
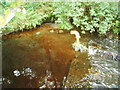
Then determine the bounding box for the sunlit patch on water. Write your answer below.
[13,67,36,78]
[13,70,21,77]
[88,46,98,55]
[39,70,56,88]
[22,68,36,78]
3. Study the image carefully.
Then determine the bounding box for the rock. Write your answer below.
[2,23,75,88]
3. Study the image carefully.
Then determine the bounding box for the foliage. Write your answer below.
[0,2,119,34]
[1,2,53,34]
[51,2,119,34]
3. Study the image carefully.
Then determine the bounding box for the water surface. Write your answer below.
[2,23,119,88]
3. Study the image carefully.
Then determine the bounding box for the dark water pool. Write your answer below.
[1,23,119,88]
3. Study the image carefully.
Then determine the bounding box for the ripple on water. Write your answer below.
[87,37,119,88]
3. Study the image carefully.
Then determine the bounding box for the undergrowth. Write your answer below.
[0,2,119,34]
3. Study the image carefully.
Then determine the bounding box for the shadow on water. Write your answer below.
[2,23,119,88]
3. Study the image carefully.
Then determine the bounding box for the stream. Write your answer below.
[65,33,119,88]
[1,23,119,88]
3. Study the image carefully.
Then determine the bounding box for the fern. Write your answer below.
[1,2,53,34]
[0,2,119,34]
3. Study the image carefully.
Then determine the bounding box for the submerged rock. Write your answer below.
[2,23,75,88]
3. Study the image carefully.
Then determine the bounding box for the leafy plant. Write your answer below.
[0,2,119,34]
[1,2,53,34]
[51,2,119,34]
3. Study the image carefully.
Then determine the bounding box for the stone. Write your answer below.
[2,23,75,88]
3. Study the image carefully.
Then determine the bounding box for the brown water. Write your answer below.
[2,23,119,88]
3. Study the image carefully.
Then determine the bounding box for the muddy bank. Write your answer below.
[2,23,91,88]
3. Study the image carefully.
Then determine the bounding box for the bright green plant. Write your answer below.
[0,2,119,35]
[51,2,119,34]
[1,2,53,34]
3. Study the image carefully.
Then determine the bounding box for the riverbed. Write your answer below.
[1,23,119,88]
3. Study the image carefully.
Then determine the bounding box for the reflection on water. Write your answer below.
[2,23,119,88]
